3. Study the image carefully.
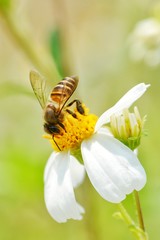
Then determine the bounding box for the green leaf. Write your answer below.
[0,0,10,10]
[49,29,63,77]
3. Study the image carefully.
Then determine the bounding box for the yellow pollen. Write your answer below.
[43,104,98,152]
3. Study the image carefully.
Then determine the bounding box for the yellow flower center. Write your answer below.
[43,104,98,152]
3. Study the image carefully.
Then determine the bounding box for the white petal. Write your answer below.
[81,132,146,203]
[44,152,56,183]
[95,83,150,131]
[44,152,85,187]
[97,127,114,136]
[44,151,85,223]
[70,156,85,188]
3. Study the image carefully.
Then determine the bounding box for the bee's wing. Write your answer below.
[29,70,52,109]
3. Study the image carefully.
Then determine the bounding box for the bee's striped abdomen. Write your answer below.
[50,76,79,103]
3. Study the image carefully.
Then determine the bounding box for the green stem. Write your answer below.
[117,203,148,240]
[117,203,135,227]
[134,191,145,231]
[134,191,148,240]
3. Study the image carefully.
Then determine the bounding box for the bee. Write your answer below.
[29,70,84,141]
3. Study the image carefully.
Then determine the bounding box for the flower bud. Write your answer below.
[110,107,146,150]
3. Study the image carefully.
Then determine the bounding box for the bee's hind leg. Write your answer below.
[66,99,85,115]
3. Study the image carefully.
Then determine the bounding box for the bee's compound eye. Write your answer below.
[44,123,51,134]
[49,125,60,134]
[44,123,60,134]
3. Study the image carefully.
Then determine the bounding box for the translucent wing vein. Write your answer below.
[30,70,49,109]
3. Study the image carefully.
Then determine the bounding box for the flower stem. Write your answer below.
[134,191,148,240]
[134,190,145,231]
[117,203,148,240]
[117,202,135,226]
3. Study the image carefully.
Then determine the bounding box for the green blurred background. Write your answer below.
[0,0,160,239]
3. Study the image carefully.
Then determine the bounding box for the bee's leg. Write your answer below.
[66,109,77,118]
[58,122,66,132]
[58,121,66,132]
[66,99,85,115]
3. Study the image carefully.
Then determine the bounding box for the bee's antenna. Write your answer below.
[52,136,61,151]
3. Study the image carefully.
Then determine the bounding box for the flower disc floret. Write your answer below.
[110,107,145,150]
[44,104,98,151]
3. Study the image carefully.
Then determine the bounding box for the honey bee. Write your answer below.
[29,70,84,140]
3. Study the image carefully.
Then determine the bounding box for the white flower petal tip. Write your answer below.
[145,84,151,89]
[81,132,146,204]
[44,151,84,223]
[95,83,150,131]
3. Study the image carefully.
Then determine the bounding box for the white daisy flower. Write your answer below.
[129,18,160,66]
[44,83,150,222]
